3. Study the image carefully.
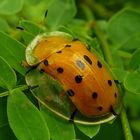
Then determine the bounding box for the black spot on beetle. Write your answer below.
[56,50,62,53]
[98,106,103,111]
[114,93,117,98]
[67,89,75,97]
[65,44,71,47]
[83,55,92,65]
[75,75,83,83]
[108,80,112,86]
[92,92,98,99]
[44,60,49,66]
[97,60,102,68]
[57,67,64,73]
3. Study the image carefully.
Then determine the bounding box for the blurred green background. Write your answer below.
[0,0,140,140]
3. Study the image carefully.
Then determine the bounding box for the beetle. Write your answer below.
[25,31,121,123]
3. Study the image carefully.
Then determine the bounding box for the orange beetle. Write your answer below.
[26,31,121,120]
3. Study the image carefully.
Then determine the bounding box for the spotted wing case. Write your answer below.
[26,31,73,66]
[26,31,122,124]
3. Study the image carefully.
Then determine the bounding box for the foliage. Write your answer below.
[0,0,140,140]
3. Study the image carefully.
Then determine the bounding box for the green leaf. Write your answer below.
[0,97,8,128]
[93,119,124,140]
[124,92,140,117]
[119,33,140,51]
[7,89,50,140]
[129,48,140,70]
[0,17,10,32]
[97,20,108,35]
[0,31,26,75]
[131,119,140,133]
[0,0,24,15]
[76,124,100,138]
[111,49,124,69]
[124,72,140,94]
[108,9,140,50]
[19,20,44,45]
[23,1,48,22]
[41,106,75,140]
[0,57,17,90]
[20,31,35,45]
[24,0,40,5]
[19,20,44,36]
[46,0,76,29]
[111,68,127,82]
[67,19,92,39]
[0,124,17,140]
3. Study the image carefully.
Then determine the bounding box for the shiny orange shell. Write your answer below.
[26,31,120,117]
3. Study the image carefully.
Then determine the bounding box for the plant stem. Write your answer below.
[120,106,133,140]
[85,0,113,18]
[0,91,9,97]
[15,85,29,91]
[94,26,114,67]
[0,85,29,97]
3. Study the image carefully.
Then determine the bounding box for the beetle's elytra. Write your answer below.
[26,31,121,119]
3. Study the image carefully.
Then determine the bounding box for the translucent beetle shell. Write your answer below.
[25,31,122,124]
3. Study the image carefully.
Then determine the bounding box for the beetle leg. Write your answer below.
[110,105,118,116]
[69,108,78,122]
